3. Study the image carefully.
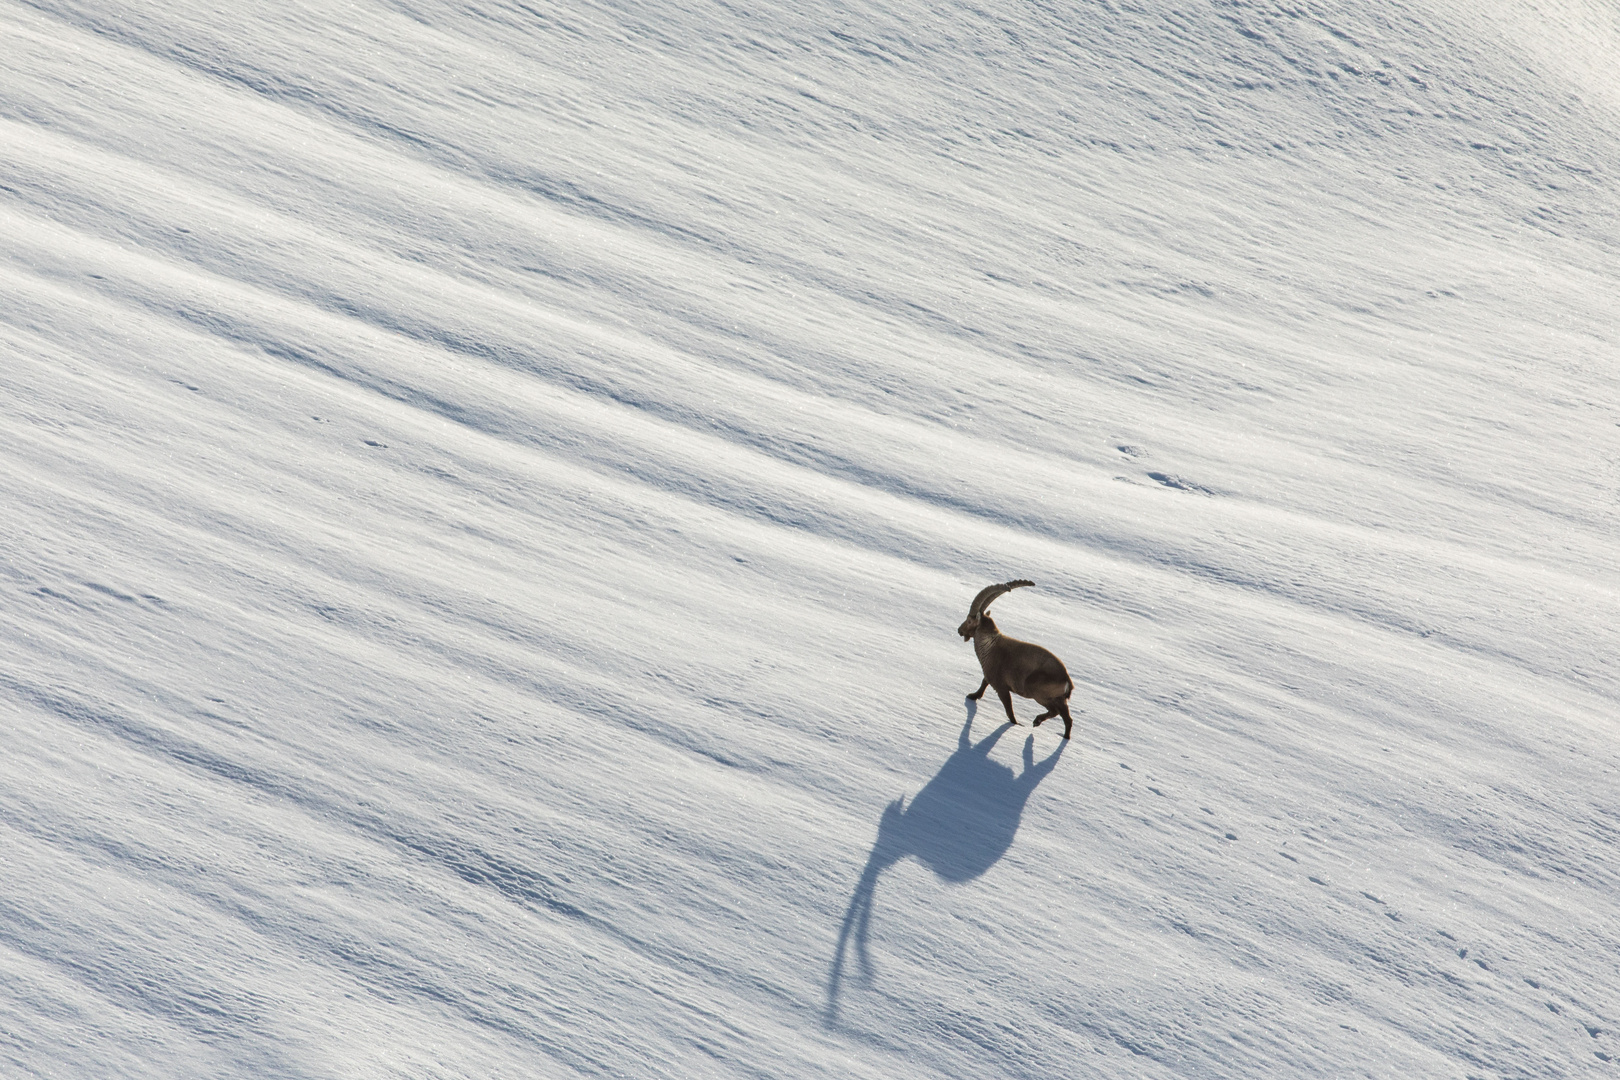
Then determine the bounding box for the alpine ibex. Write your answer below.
[958,580,1074,739]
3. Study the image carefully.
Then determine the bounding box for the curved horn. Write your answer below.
[968,579,1034,618]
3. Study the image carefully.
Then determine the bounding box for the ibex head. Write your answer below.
[958,579,1034,640]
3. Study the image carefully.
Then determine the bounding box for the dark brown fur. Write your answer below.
[958,581,1074,739]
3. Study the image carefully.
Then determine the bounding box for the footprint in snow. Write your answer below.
[1148,472,1215,495]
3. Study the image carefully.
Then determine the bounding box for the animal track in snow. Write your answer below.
[1148,472,1215,495]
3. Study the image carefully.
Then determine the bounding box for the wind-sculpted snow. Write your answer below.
[2,0,1618,1076]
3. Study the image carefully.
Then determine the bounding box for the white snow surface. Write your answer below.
[3,0,1619,1075]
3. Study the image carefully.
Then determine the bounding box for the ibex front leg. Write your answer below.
[967,677,989,701]
[994,684,1019,725]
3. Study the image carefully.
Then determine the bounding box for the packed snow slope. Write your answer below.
[3,0,1619,1076]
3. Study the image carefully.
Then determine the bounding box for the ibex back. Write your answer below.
[957,580,1074,739]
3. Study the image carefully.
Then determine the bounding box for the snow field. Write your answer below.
[2,0,1619,1076]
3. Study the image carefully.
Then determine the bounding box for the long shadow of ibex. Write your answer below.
[825,705,1065,1022]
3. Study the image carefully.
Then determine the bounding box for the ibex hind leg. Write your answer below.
[1033,696,1073,739]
